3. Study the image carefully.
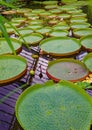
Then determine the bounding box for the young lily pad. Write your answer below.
[0,38,22,55]
[15,80,92,130]
[83,53,92,72]
[80,35,92,51]
[0,55,27,85]
[40,37,81,56]
[46,58,89,82]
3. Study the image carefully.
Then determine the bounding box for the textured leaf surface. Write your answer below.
[0,38,21,55]
[0,55,27,81]
[47,59,89,81]
[40,37,81,55]
[16,81,92,130]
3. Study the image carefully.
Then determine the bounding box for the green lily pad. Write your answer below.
[27,24,43,30]
[49,30,68,37]
[42,1,57,5]
[62,0,77,4]
[70,22,90,30]
[72,13,87,18]
[73,28,92,38]
[53,24,70,31]
[15,28,33,36]
[31,9,45,14]
[20,33,43,46]
[40,37,81,56]
[70,17,87,23]
[58,13,71,20]
[28,20,43,25]
[47,58,89,82]
[0,55,27,85]
[0,38,22,55]
[49,9,62,14]
[44,5,58,10]
[15,80,92,130]
[80,35,92,51]
[68,9,83,14]
[48,20,59,26]
[11,17,27,23]
[60,4,77,11]
[83,53,92,72]
[36,27,52,35]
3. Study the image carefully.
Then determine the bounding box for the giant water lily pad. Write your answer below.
[40,37,81,56]
[49,30,68,37]
[72,13,87,18]
[42,1,57,5]
[0,55,27,85]
[27,24,43,30]
[60,4,77,11]
[80,35,92,51]
[62,0,77,4]
[15,27,33,36]
[73,28,92,38]
[20,33,43,46]
[44,5,58,10]
[15,80,92,130]
[46,59,89,82]
[70,22,90,30]
[53,24,70,31]
[36,27,52,35]
[11,17,27,23]
[0,38,22,55]
[58,13,71,20]
[83,53,92,72]
[70,17,87,23]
